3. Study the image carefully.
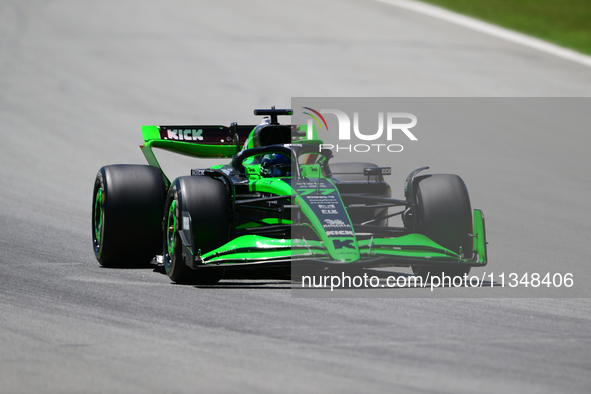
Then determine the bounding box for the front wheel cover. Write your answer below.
[411,174,473,279]
[163,185,192,283]
[163,177,228,285]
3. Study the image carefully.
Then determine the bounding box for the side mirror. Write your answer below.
[363,167,391,176]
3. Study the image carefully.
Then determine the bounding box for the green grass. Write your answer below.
[418,0,591,55]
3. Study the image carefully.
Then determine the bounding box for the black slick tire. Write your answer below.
[92,164,167,267]
[163,176,229,285]
[411,174,473,280]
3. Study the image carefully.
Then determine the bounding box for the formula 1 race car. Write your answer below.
[92,108,487,284]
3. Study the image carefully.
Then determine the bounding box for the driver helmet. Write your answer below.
[260,153,292,177]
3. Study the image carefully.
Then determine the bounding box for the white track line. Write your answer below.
[375,0,591,68]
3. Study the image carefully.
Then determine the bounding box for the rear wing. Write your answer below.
[141,125,256,161]
[140,123,323,185]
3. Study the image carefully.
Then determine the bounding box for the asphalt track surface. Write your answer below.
[1,0,591,393]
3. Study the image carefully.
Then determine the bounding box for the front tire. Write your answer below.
[164,176,229,284]
[92,165,167,267]
[411,174,473,279]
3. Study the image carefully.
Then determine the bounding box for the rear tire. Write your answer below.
[92,165,166,267]
[411,174,472,280]
[164,176,229,284]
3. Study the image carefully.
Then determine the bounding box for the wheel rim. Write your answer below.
[93,187,104,246]
[166,200,177,258]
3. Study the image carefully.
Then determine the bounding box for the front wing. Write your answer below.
[178,210,487,272]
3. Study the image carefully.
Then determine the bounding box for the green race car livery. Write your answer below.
[92,108,487,284]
